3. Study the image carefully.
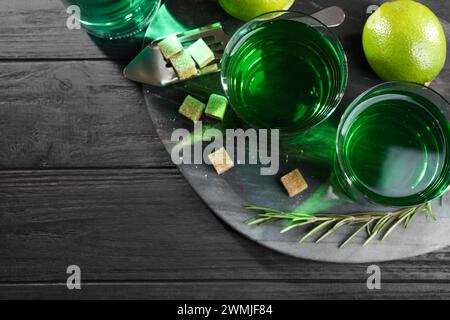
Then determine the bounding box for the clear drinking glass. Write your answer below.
[334,81,450,207]
[221,10,348,134]
[62,0,161,39]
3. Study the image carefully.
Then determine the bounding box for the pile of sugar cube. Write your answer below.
[178,93,234,175]
[158,34,218,80]
[177,93,308,197]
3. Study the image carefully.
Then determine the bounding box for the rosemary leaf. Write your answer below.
[405,208,420,228]
[246,217,273,225]
[244,205,284,214]
[426,203,437,221]
[381,213,411,241]
[291,212,316,218]
[245,202,436,248]
[340,220,373,248]
[280,220,315,233]
[382,214,403,234]
[371,214,392,234]
[366,223,372,236]
[300,219,335,243]
[363,228,380,246]
[292,217,316,222]
[256,213,294,220]
[316,218,353,243]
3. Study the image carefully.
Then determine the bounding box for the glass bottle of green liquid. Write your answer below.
[62,0,160,39]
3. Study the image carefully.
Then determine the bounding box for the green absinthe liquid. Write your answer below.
[339,92,449,206]
[223,19,346,131]
[64,0,159,39]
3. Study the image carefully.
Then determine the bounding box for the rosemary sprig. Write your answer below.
[245,203,436,248]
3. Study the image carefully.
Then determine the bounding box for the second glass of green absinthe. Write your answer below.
[224,19,346,131]
[338,91,449,206]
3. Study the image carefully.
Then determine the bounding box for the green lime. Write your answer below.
[363,0,446,84]
[218,0,295,21]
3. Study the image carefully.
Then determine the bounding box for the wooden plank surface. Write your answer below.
[0,0,450,299]
[1,169,450,284]
[0,61,171,168]
[1,282,450,300]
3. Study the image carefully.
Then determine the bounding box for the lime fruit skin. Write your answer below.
[363,0,447,84]
[218,0,295,21]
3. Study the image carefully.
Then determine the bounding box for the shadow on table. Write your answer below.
[88,32,145,70]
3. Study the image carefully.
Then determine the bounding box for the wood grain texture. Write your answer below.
[1,169,450,284]
[1,282,450,300]
[0,0,450,299]
[0,61,171,168]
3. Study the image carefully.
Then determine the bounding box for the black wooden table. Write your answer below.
[1,0,450,300]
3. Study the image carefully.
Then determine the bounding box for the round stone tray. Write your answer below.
[141,0,450,262]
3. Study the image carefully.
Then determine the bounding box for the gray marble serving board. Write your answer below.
[141,0,450,263]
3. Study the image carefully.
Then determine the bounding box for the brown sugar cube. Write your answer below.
[208,147,234,175]
[280,169,308,197]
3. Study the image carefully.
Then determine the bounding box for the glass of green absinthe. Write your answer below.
[62,0,161,39]
[221,10,348,134]
[335,82,450,207]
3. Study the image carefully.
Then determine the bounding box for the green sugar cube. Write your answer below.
[158,34,183,59]
[205,94,228,121]
[179,95,205,122]
[170,50,198,80]
[201,63,219,74]
[187,39,215,68]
